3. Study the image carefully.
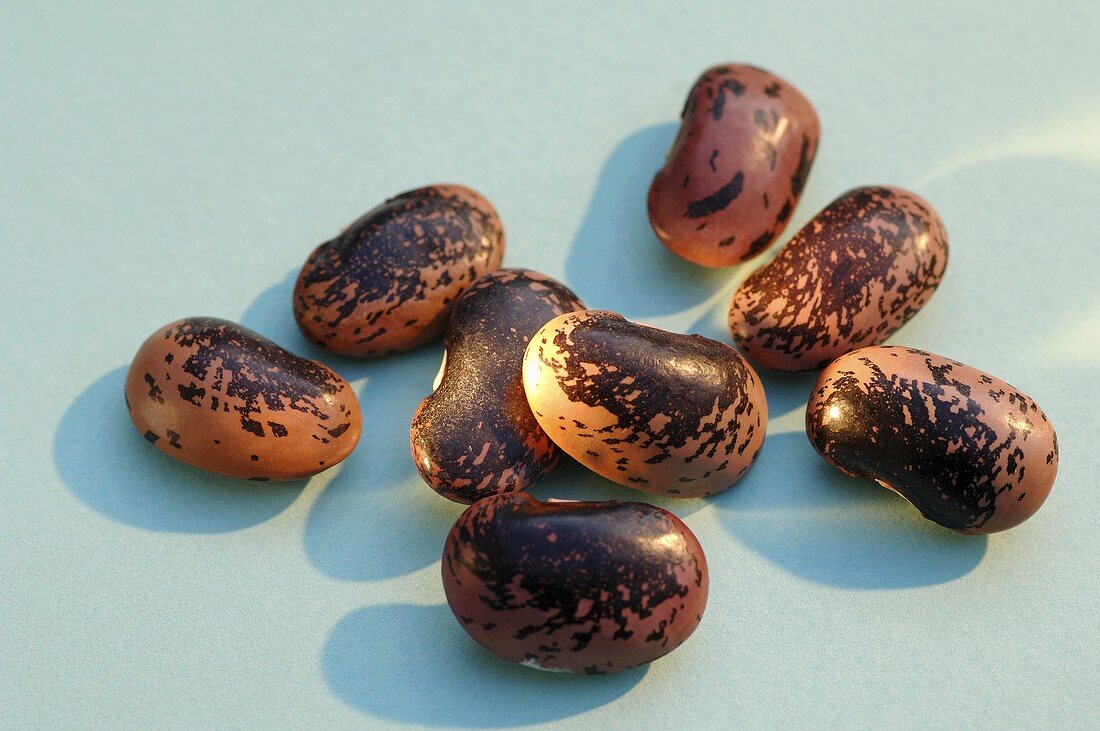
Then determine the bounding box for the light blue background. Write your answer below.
[3,1,1098,728]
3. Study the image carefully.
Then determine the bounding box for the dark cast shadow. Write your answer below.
[237,263,463,581]
[754,369,819,421]
[54,367,303,533]
[300,341,464,582]
[713,431,988,588]
[703,152,1100,587]
[529,454,711,520]
[564,123,732,316]
[238,267,318,358]
[266,255,719,581]
[322,603,645,726]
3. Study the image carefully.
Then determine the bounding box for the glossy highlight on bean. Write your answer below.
[648,63,820,267]
[442,492,709,674]
[293,184,505,357]
[410,269,585,503]
[729,186,948,372]
[125,317,362,480]
[523,310,767,497]
[806,346,1058,534]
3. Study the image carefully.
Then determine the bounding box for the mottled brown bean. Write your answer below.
[729,186,948,372]
[806,346,1057,534]
[443,492,709,674]
[125,318,361,481]
[294,185,505,357]
[523,310,767,497]
[410,269,585,503]
[648,63,820,267]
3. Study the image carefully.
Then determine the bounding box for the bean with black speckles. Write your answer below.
[125,318,361,480]
[522,310,767,497]
[410,269,585,503]
[806,346,1058,534]
[442,492,708,674]
[648,63,820,267]
[729,186,949,372]
[294,185,505,357]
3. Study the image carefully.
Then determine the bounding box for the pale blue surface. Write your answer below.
[2,1,1098,728]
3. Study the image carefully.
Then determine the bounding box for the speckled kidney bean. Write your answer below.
[648,63,820,267]
[125,318,361,480]
[293,185,505,357]
[522,310,766,497]
[729,186,949,372]
[806,346,1058,534]
[442,492,708,674]
[410,269,585,503]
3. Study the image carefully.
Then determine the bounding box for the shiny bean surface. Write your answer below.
[442,492,709,673]
[807,346,1057,533]
[729,186,948,371]
[411,269,585,503]
[294,185,505,357]
[125,317,361,480]
[523,310,767,497]
[648,63,820,267]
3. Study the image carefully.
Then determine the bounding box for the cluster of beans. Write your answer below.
[126,64,1058,675]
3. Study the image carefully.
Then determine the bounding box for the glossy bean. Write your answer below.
[648,63,820,267]
[523,310,767,497]
[125,318,361,480]
[294,185,505,357]
[442,492,708,674]
[806,346,1057,533]
[729,186,948,371]
[410,269,585,503]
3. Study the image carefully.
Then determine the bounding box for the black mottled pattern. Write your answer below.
[411,269,584,503]
[294,185,503,354]
[443,493,707,673]
[162,318,350,439]
[731,186,948,371]
[541,313,761,486]
[649,63,820,267]
[685,171,744,219]
[808,348,1051,531]
[790,135,813,198]
[710,78,746,120]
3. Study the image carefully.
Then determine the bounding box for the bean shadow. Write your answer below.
[529,454,709,519]
[564,123,732,316]
[238,266,322,360]
[706,152,1100,587]
[322,603,645,726]
[756,370,819,422]
[715,431,988,588]
[904,154,1100,536]
[300,341,463,582]
[54,367,303,533]
[906,154,1100,367]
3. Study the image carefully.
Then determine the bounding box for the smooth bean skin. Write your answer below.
[729,186,948,372]
[125,318,361,480]
[648,63,820,267]
[523,310,767,497]
[442,492,709,674]
[806,346,1058,534]
[293,185,505,357]
[410,269,585,503]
